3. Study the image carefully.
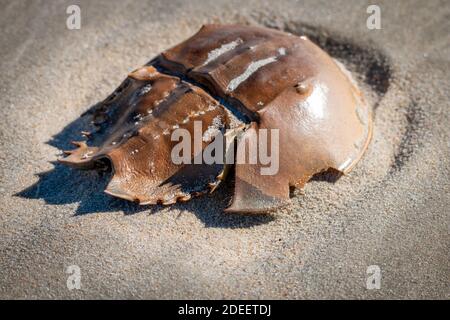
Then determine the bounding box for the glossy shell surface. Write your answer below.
[60,24,372,212]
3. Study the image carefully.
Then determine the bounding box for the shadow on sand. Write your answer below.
[16,103,274,228]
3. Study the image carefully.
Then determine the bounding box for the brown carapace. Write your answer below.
[60,24,372,213]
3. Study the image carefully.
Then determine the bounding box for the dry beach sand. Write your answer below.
[0,0,449,298]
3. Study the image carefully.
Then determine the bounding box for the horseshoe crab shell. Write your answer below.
[60,24,372,213]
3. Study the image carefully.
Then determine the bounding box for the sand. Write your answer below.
[0,0,448,299]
